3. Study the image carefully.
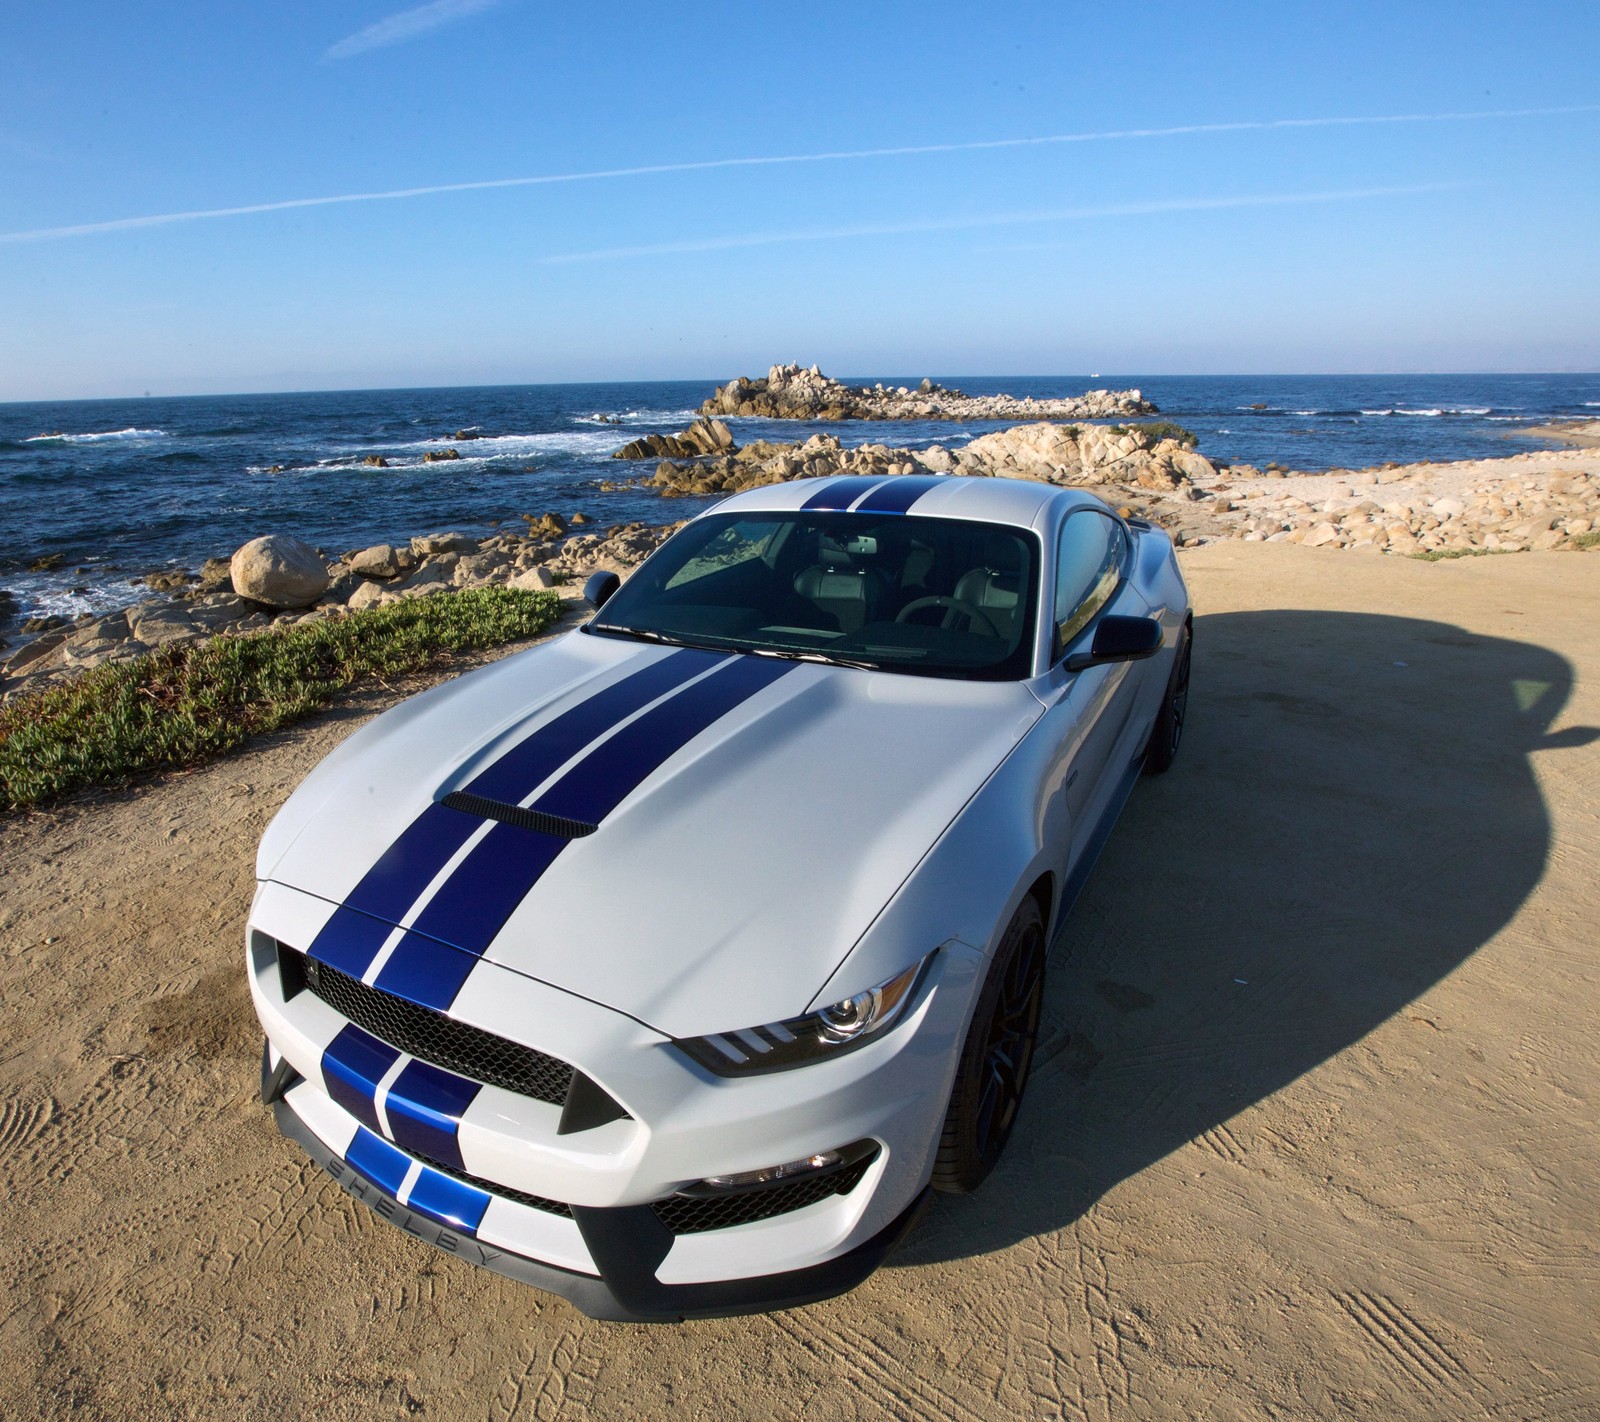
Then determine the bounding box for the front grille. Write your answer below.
[652,1154,876,1235]
[408,1144,574,1218]
[297,949,575,1107]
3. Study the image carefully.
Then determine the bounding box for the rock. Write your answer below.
[1430,496,1466,519]
[611,418,738,461]
[510,566,561,590]
[451,429,482,441]
[523,512,568,540]
[28,553,67,571]
[410,531,477,557]
[1302,523,1341,547]
[347,580,393,612]
[350,543,404,579]
[3,627,70,675]
[143,568,195,592]
[229,534,331,608]
[362,455,389,468]
[698,363,1155,422]
[452,551,511,587]
[570,512,591,526]
[197,557,234,591]
[22,614,70,634]
[0,590,16,618]
[423,448,462,463]
[126,602,202,646]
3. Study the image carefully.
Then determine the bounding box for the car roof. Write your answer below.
[705,474,1107,531]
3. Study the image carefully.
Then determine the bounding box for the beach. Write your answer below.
[2,541,1597,1419]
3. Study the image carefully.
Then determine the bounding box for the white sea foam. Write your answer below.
[24,427,167,443]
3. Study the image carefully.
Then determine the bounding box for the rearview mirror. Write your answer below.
[1063,615,1163,672]
[584,570,621,609]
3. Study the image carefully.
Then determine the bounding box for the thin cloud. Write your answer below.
[324,0,502,62]
[535,184,1467,264]
[1,104,1591,245]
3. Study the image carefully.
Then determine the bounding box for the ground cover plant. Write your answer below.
[0,587,562,812]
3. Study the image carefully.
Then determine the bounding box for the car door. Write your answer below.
[1031,510,1152,878]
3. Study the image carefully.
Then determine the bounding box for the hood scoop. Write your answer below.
[440,791,598,840]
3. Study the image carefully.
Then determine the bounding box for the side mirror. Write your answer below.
[1063,615,1163,672]
[583,570,621,609]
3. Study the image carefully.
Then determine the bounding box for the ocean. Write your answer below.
[2,372,1597,624]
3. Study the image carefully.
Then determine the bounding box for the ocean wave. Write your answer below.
[23,427,168,443]
[1358,407,1491,417]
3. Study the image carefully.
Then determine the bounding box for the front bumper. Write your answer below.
[269,1057,929,1322]
[248,881,984,1318]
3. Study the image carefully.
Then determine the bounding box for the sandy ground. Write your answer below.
[2,545,1598,1421]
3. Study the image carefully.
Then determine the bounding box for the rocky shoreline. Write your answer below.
[698,362,1155,421]
[0,517,679,702]
[6,412,1597,704]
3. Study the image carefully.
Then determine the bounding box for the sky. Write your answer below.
[1,1,1597,400]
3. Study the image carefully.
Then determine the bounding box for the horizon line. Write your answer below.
[5,368,1598,408]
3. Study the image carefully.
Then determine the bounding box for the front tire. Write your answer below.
[1142,620,1191,775]
[932,895,1046,1194]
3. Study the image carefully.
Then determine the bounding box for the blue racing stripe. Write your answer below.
[342,803,479,925]
[381,655,800,1005]
[371,930,489,1012]
[405,1166,490,1233]
[403,829,565,968]
[799,475,891,512]
[853,474,947,514]
[323,1025,401,1134]
[384,1059,482,1172]
[536,655,797,826]
[346,1126,412,1197]
[309,905,397,978]
[311,648,720,978]
[463,647,725,805]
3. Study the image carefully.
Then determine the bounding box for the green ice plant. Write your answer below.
[0,587,562,812]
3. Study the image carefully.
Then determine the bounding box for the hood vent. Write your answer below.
[441,791,598,840]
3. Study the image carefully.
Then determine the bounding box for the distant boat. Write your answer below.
[1090,372,1100,378]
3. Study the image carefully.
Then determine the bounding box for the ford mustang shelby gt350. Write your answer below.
[247,472,1191,1321]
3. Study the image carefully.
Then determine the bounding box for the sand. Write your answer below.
[2,545,1597,1420]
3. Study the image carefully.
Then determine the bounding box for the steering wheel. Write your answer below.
[895,595,1000,637]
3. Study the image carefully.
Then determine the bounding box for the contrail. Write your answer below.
[324,0,503,62]
[536,184,1466,264]
[1,104,1591,245]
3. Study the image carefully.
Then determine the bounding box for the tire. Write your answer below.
[1142,620,1191,775]
[932,895,1047,1194]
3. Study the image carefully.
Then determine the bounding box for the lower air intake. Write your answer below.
[652,1153,876,1235]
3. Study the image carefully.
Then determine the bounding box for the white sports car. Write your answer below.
[248,473,1191,1321]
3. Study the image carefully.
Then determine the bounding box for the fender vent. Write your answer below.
[441,791,598,839]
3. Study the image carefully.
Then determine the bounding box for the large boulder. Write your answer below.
[229,535,330,608]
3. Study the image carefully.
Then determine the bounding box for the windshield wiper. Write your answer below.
[587,624,700,649]
[747,646,880,671]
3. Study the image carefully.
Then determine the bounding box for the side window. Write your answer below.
[1053,512,1125,655]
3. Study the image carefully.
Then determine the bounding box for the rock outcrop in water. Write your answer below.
[611,418,736,461]
[698,363,1155,422]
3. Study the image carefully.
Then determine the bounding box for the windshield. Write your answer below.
[588,510,1040,680]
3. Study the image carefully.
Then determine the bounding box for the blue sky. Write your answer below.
[2,1,1597,399]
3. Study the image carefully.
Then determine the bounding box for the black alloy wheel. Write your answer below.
[932,895,1047,1194]
[1143,621,1191,775]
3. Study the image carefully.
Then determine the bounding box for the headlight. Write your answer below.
[674,954,933,1077]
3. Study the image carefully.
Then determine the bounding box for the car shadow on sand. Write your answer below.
[895,607,1598,1266]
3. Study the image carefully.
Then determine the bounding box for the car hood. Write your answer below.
[262,631,1043,1038]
